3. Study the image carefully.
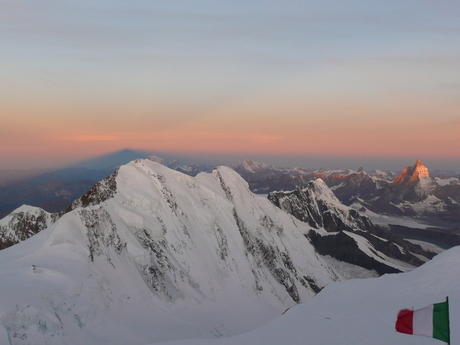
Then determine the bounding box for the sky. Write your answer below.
[1,1,460,171]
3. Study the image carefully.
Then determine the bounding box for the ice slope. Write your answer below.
[0,160,339,345]
[151,244,460,345]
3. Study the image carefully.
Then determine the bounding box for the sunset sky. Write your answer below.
[1,1,460,171]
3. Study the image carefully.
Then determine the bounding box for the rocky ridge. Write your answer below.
[268,179,435,275]
[0,205,57,250]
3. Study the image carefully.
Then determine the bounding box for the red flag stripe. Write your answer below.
[396,309,414,334]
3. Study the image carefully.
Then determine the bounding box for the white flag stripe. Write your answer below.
[413,304,433,338]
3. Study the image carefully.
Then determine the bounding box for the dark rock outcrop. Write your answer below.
[268,179,377,233]
[0,206,57,250]
[268,179,435,275]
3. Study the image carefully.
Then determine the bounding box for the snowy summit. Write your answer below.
[0,159,338,344]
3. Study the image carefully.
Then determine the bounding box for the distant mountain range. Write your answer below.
[1,151,459,224]
[234,159,460,224]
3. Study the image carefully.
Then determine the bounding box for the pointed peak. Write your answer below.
[308,178,335,195]
[412,159,430,177]
[393,159,431,186]
[357,167,365,173]
[414,159,424,167]
[312,177,326,185]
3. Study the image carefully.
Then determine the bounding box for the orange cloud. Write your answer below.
[63,135,119,142]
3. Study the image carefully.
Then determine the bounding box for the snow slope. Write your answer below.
[151,244,460,345]
[0,160,339,345]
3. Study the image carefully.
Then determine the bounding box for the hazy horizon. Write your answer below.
[2,1,459,172]
[1,148,459,174]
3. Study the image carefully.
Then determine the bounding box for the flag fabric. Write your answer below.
[395,300,450,343]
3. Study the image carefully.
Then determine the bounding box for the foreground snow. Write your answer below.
[150,245,460,345]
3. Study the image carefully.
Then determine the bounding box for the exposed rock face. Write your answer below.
[77,207,126,262]
[388,224,460,249]
[442,183,460,204]
[0,172,119,251]
[0,205,57,250]
[381,160,460,222]
[267,179,434,275]
[268,179,376,233]
[392,159,445,202]
[321,169,389,206]
[434,175,460,205]
[307,231,402,275]
[308,228,435,275]
[65,170,118,212]
[394,159,429,182]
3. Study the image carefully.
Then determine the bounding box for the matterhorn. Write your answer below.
[392,159,445,202]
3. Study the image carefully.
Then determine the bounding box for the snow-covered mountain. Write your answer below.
[326,160,460,223]
[0,152,216,219]
[232,160,395,198]
[267,179,434,275]
[147,155,215,176]
[0,159,340,344]
[369,169,398,181]
[392,159,445,202]
[150,244,460,345]
[231,160,313,193]
[435,175,460,203]
[232,159,313,178]
[268,179,376,232]
[383,160,460,221]
[320,167,391,205]
[0,205,56,250]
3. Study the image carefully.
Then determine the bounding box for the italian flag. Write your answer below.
[395,300,450,343]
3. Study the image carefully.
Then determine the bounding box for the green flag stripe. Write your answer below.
[433,301,450,343]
